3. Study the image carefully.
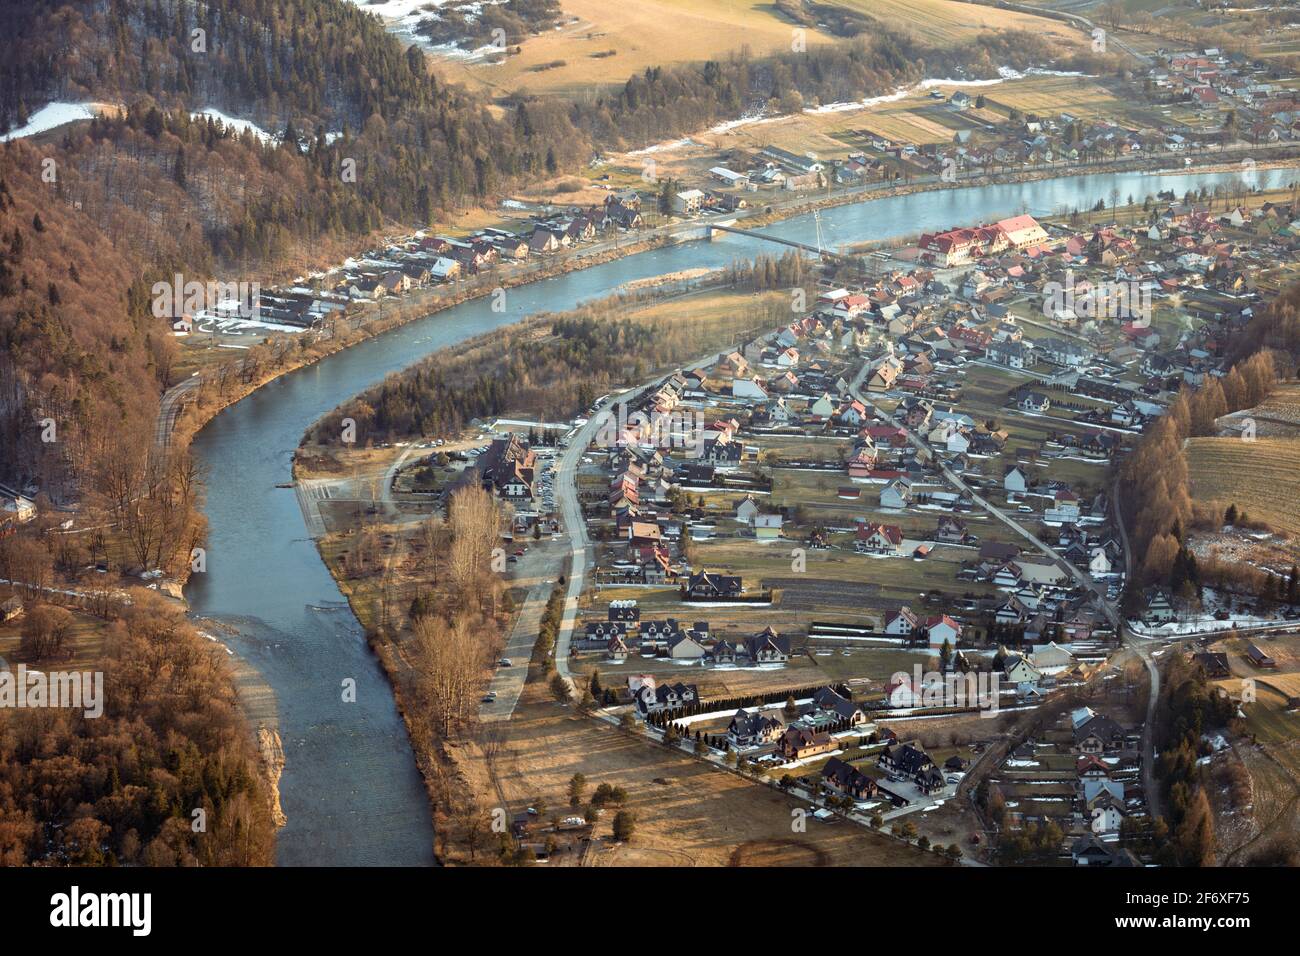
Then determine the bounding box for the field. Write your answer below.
[426,0,1088,100]
[830,0,1085,46]
[980,75,1126,124]
[431,0,837,97]
[1186,436,1300,538]
[458,659,948,866]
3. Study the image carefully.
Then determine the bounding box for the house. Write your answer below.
[884,606,919,636]
[813,687,869,726]
[1143,586,1176,623]
[753,513,784,541]
[607,635,629,662]
[477,434,536,501]
[935,516,967,543]
[1193,652,1231,679]
[856,521,904,554]
[1087,788,1128,834]
[1018,390,1052,413]
[585,621,627,642]
[1030,642,1076,674]
[988,340,1030,369]
[635,681,698,715]
[609,601,640,623]
[667,631,708,659]
[923,614,961,650]
[734,495,760,524]
[1089,548,1112,577]
[879,743,941,793]
[880,477,914,509]
[1071,835,1138,867]
[1002,654,1042,685]
[779,725,836,761]
[727,708,784,748]
[1073,711,1125,754]
[822,756,878,800]
[745,627,791,663]
[1003,466,1028,495]
[1245,642,1277,668]
[673,189,705,215]
[681,569,742,600]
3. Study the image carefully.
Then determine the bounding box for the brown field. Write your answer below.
[465,664,948,866]
[1186,436,1300,538]
[832,0,1084,46]
[432,0,837,97]
[429,0,1086,100]
[981,75,1125,123]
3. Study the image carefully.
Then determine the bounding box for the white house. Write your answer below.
[884,606,919,636]
[880,477,913,509]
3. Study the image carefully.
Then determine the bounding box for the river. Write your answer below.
[184,165,1297,866]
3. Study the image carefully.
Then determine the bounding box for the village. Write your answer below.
[611,45,1300,214]
[389,160,1300,864]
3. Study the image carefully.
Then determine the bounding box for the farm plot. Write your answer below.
[1186,437,1300,539]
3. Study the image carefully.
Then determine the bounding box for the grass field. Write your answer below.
[830,0,1084,46]
[459,656,947,866]
[432,0,835,97]
[982,75,1125,124]
[1186,436,1300,538]
[429,0,1088,99]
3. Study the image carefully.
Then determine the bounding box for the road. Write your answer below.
[987,1,1154,67]
[153,374,201,449]
[848,361,1114,612]
[479,554,560,721]
[550,353,721,691]
[1112,475,1161,820]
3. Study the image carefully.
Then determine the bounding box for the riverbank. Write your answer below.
[166,143,1300,460]
[291,282,786,863]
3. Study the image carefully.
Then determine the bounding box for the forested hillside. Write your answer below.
[0,1,1107,492]
[0,144,173,499]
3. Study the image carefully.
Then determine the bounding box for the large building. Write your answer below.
[476,434,536,502]
[919,215,1049,266]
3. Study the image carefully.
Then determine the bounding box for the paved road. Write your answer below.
[550,354,720,691]
[154,374,201,450]
[849,361,1113,610]
[479,558,559,722]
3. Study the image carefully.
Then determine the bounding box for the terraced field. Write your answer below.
[1186,436,1300,538]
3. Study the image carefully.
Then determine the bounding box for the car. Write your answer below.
[498,658,512,667]
[513,548,525,556]
[481,693,497,703]
[508,555,518,564]
[1017,505,1033,513]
